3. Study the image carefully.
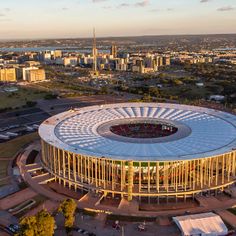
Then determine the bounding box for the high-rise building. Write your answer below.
[110,45,117,58]
[92,28,98,74]
[63,57,78,67]
[157,56,163,67]
[54,50,62,59]
[25,68,46,82]
[163,56,171,66]
[25,61,41,67]
[22,67,38,81]
[42,51,52,61]
[0,68,16,82]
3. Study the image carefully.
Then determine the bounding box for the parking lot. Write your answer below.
[0,107,50,142]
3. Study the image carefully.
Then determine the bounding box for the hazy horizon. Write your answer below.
[0,32,236,42]
[0,0,236,39]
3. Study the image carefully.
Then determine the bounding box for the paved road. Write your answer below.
[37,94,136,115]
[72,213,179,236]
[0,210,18,236]
[0,188,37,210]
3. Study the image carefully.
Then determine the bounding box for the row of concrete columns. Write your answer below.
[41,140,236,201]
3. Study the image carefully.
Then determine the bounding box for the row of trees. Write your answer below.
[17,198,77,236]
[17,210,55,236]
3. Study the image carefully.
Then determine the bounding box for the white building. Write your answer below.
[173,212,228,236]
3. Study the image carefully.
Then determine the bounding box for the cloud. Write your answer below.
[0,8,11,17]
[135,0,149,7]
[217,6,234,11]
[118,3,131,8]
[0,8,11,20]
[149,9,160,12]
[103,6,112,9]
[92,0,107,2]
[200,0,210,3]
[149,8,173,13]
[118,0,149,9]
[62,7,69,11]
[0,19,11,22]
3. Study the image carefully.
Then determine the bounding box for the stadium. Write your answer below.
[39,103,236,203]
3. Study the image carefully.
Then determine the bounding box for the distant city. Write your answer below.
[1,34,236,84]
[0,32,236,236]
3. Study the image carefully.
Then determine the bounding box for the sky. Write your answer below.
[0,0,235,39]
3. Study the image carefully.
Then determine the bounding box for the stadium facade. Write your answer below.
[39,103,236,202]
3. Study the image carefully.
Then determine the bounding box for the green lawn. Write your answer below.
[0,177,11,187]
[0,160,9,176]
[0,132,39,159]
[161,84,209,100]
[0,86,47,109]
[0,160,10,183]
[228,208,236,216]
[0,133,39,186]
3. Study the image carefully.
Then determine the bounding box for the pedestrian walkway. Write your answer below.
[0,188,37,210]
[23,200,59,217]
[215,209,236,229]
[196,196,221,208]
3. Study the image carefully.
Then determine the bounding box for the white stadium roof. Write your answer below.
[39,103,236,161]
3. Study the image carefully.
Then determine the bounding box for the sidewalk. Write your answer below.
[216,209,236,229]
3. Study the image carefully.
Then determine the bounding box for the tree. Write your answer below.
[17,216,36,236]
[17,210,55,236]
[58,198,77,229]
[25,101,37,107]
[36,210,55,235]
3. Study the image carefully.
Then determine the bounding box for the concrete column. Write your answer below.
[58,149,61,184]
[68,153,71,188]
[232,151,236,176]
[73,154,77,182]
[77,155,80,182]
[80,155,83,183]
[95,158,98,187]
[184,161,188,191]
[216,156,219,186]
[53,146,57,174]
[112,160,114,193]
[200,159,203,188]
[156,162,159,193]
[222,155,225,184]
[139,162,141,193]
[63,150,66,187]
[128,161,133,201]
[148,162,150,193]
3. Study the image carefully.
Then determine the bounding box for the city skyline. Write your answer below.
[0,0,235,39]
